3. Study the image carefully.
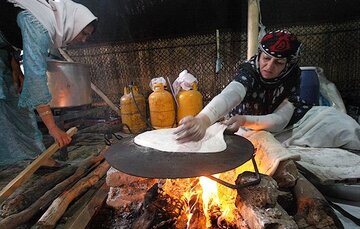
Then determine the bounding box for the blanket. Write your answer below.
[276,106,360,150]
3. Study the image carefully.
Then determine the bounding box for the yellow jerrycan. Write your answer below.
[120,85,147,134]
[148,83,176,129]
[177,83,203,123]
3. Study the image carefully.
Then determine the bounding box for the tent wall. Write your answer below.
[68,19,360,116]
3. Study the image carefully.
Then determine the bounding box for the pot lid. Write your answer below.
[104,134,254,179]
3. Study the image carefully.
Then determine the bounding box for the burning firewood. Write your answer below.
[235,171,298,229]
[106,167,157,210]
[272,160,299,190]
[132,183,186,229]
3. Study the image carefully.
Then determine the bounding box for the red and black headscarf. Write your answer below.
[243,29,303,87]
[259,29,302,64]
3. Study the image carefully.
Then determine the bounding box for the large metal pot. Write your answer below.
[47,60,92,108]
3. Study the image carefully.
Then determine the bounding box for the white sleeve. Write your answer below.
[243,99,295,132]
[199,81,246,124]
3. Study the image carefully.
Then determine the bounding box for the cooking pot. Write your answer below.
[46,60,92,108]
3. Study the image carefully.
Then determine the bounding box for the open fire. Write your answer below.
[104,132,341,229]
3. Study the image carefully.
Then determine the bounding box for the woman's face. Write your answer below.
[70,24,95,45]
[259,52,287,79]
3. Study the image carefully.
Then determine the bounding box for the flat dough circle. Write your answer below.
[134,123,227,153]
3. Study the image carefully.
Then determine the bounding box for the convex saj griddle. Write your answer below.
[105,134,256,180]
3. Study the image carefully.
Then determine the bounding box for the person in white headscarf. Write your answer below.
[0,0,97,166]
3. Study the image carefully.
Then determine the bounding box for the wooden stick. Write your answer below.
[36,161,110,228]
[57,48,120,116]
[0,127,77,204]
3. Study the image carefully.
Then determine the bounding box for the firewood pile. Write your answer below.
[0,131,111,229]
[0,129,343,229]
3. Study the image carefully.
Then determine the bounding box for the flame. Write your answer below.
[162,163,258,228]
[199,176,219,227]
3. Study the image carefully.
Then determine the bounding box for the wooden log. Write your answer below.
[35,161,110,228]
[62,180,109,229]
[132,183,185,229]
[236,172,279,208]
[0,154,104,229]
[0,165,77,217]
[272,160,299,190]
[293,174,342,228]
[105,168,157,210]
[235,172,298,229]
[244,131,300,176]
[0,127,77,204]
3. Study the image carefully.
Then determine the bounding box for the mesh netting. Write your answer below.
[67,20,360,109]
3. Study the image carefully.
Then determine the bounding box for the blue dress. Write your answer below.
[0,11,52,166]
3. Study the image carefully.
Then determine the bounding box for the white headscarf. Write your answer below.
[8,0,97,48]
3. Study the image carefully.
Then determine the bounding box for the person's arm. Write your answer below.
[175,81,246,142]
[17,11,71,148]
[200,80,246,124]
[223,99,295,133]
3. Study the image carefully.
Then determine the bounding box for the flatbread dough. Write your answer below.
[134,123,227,153]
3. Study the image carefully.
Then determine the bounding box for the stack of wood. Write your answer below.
[0,145,110,229]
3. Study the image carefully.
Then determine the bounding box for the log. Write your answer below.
[293,174,342,228]
[0,127,77,204]
[244,131,300,176]
[235,172,298,229]
[0,165,77,217]
[63,180,108,229]
[236,172,278,208]
[132,183,185,229]
[0,154,104,229]
[35,161,110,228]
[272,160,299,189]
[105,168,157,210]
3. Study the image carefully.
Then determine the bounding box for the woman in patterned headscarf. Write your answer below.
[0,0,97,166]
[175,29,312,143]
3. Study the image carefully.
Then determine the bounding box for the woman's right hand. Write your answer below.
[48,125,72,148]
[174,114,211,143]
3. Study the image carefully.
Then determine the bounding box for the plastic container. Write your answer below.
[120,86,147,134]
[176,83,203,123]
[300,67,320,105]
[148,83,176,129]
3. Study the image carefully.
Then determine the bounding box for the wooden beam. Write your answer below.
[0,127,77,204]
[247,0,259,59]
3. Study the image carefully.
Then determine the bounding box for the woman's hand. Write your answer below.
[36,104,72,148]
[48,126,72,148]
[221,115,246,133]
[174,114,211,143]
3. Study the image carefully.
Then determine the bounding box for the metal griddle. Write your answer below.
[104,134,256,180]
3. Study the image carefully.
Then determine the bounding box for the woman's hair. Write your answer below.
[88,19,98,34]
[259,29,302,64]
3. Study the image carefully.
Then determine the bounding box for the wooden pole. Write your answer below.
[0,127,77,204]
[247,0,259,59]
